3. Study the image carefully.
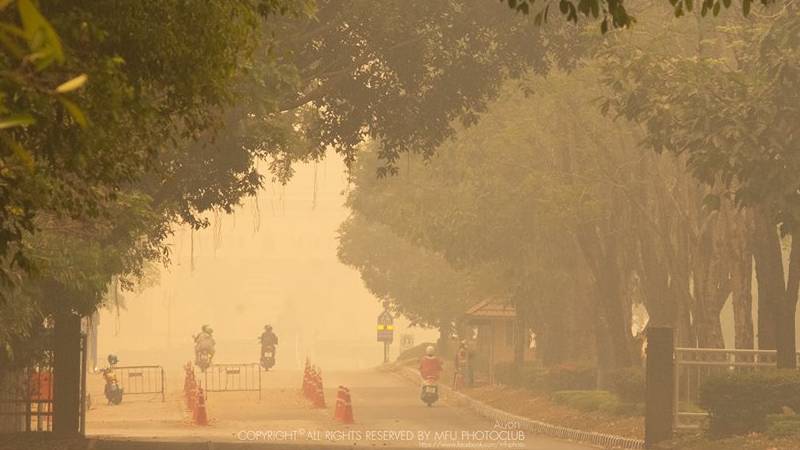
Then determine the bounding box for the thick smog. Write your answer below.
[1,1,799,450]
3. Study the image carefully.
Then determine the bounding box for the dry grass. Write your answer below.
[463,384,644,439]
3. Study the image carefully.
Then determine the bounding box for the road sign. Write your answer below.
[377,310,394,343]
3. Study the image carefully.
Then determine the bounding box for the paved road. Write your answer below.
[86,366,592,449]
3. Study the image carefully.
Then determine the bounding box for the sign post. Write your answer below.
[377,309,394,364]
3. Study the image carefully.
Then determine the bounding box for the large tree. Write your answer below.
[603,6,800,367]
[338,214,478,350]
[0,0,313,361]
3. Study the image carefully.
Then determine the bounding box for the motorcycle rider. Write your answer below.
[259,325,278,369]
[454,339,469,389]
[193,324,216,359]
[419,345,443,406]
[102,354,123,405]
[260,325,278,353]
[419,345,443,381]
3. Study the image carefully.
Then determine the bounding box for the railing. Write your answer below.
[198,363,261,400]
[113,365,166,402]
[0,368,54,432]
[0,335,87,433]
[673,348,800,429]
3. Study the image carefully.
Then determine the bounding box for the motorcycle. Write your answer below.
[420,377,439,407]
[101,366,123,405]
[260,344,276,370]
[195,349,213,372]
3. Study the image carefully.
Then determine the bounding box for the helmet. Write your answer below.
[107,354,118,365]
[202,324,213,334]
[264,324,272,331]
[425,345,435,356]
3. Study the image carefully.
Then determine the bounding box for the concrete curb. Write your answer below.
[397,367,645,450]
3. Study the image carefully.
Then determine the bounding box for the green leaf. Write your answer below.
[0,134,35,171]
[55,74,88,93]
[0,113,35,129]
[18,0,64,66]
[59,98,88,127]
[743,0,751,16]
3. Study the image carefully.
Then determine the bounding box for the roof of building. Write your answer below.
[464,299,516,318]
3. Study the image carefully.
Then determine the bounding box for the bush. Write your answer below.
[495,362,596,392]
[551,390,619,412]
[495,362,595,392]
[766,414,800,438]
[543,364,596,391]
[699,370,800,437]
[495,362,546,388]
[608,367,645,403]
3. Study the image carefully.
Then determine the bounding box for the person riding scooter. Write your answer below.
[419,345,443,406]
[193,325,216,370]
[101,354,123,405]
[259,325,278,370]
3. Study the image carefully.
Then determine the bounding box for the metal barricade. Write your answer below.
[113,366,166,402]
[0,367,54,432]
[673,348,800,430]
[198,363,261,400]
[0,335,87,433]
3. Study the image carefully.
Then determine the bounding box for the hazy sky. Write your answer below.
[97,155,436,370]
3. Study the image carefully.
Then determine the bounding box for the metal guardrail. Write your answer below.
[673,347,800,430]
[113,365,166,402]
[198,363,261,400]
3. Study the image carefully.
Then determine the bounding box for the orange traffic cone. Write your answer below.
[303,366,314,399]
[312,370,325,408]
[304,366,315,398]
[333,386,345,421]
[193,387,209,426]
[186,384,196,411]
[340,387,354,424]
[183,362,192,393]
[185,365,197,411]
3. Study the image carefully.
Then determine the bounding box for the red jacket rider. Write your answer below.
[419,346,443,381]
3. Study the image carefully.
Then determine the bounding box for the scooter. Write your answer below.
[260,344,276,370]
[420,377,439,407]
[195,348,213,372]
[101,365,123,405]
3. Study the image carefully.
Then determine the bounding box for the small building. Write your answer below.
[462,299,534,384]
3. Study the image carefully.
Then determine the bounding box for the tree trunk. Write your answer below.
[753,218,778,350]
[593,304,615,390]
[753,213,797,368]
[731,255,755,349]
[437,320,452,358]
[779,235,800,368]
[513,318,526,367]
